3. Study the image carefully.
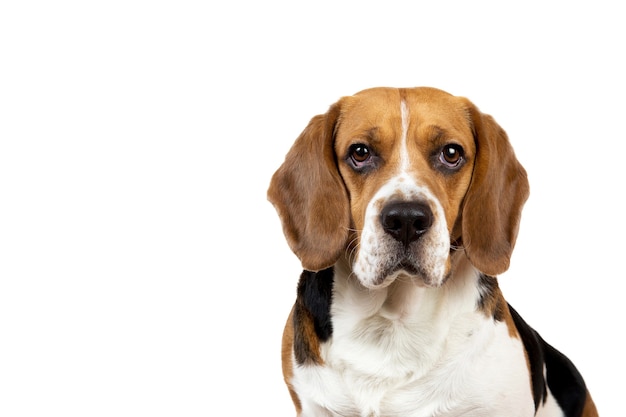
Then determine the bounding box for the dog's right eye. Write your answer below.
[350,144,370,163]
[346,143,378,172]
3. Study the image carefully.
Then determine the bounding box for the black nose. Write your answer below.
[380,201,433,246]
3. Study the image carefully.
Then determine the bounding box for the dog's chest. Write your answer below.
[292,277,535,416]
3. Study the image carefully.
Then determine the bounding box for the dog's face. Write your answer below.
[334,88,476,287]
[268,87,529,288]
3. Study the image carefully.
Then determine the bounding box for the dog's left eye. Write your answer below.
[439,144,464,168]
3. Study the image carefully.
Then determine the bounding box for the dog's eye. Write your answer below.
[346,143,379,172]
[440,144,464,168]
[350,144,371,163]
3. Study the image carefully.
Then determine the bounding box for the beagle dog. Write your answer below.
[267,87,598,417]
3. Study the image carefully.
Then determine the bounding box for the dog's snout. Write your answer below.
[381,201,433,246]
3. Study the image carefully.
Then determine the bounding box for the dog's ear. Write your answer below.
[460,101,530,276]
[267,102,350,272]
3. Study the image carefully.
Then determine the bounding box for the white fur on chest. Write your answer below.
[290,258,535,417]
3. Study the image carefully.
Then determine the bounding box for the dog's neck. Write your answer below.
[327,252,487,381]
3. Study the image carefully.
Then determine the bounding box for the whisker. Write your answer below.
[450,243,465,251]
[346,238,360,265]
[342,226,363,265]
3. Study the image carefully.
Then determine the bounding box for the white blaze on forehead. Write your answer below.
[400,100,410,172]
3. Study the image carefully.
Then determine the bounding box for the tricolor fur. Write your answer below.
[268,87,598,417]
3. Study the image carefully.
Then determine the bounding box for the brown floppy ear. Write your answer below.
[461,101,530,276]
[267,102,350,271]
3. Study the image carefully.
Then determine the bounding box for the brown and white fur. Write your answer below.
[268,87,598,417]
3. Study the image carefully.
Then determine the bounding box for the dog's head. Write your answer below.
[268,87,529,288]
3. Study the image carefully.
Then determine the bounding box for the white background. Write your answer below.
[1,1,623,416]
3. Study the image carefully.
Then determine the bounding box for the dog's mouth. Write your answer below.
[354,227,454,289]
[371,248,452,288]
[375,258,428,287]
[398,261,419,276]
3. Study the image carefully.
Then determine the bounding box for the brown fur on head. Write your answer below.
[267,87,529,277]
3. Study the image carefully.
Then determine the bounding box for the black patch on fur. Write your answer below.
[543,338,588,416]
[298,268,334,340]
[508,304,588,416]
[508,304,547,410]
[293,268,334,364]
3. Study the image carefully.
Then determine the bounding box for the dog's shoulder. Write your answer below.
[292,268,334,365]
[508,304,592,416]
